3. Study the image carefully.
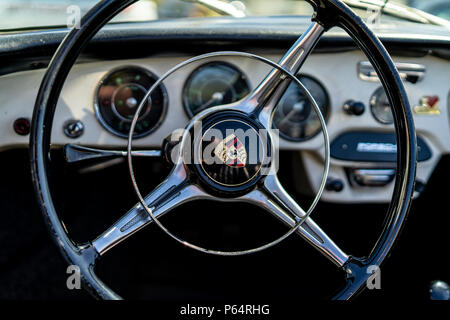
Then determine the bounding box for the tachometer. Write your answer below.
[95,66,167,138]
[183,62,250,117]
[273,75,329,141]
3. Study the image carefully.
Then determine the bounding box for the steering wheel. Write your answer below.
[30,0,417,300]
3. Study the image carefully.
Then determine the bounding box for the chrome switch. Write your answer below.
[349,168,396,187]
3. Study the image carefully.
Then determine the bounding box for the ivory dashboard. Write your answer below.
[1,49,449,203]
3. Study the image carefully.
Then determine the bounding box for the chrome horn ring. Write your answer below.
[127,51,330,256]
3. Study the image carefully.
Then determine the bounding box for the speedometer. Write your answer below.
[95,66,167,138]
[183,62,250,117]
[273,75,329,141]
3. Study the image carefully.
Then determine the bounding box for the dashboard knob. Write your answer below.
[13,118,31,136]
[63,119,84,139]
[325,178,344,192]
[430,280,450,300]
[343,100,365,116]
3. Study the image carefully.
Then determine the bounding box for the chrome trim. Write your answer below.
[246,22,325,119]
[239,183,349,267]
[370,86,394,125]
[63,119,84,139]
[64,144,161,163]
[262,174,348,267]
[349,168,396,187]
[358,61,426,83]
[92,165,208,255]
[93,65,168,139]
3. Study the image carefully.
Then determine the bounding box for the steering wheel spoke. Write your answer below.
[240,174,349,267]
[243,22,325,127]
[92,165,208,255]
[64,144,161,163]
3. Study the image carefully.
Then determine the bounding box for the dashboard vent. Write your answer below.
[358,61,426,84]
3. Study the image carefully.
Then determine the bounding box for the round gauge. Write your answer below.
[95,66,167,138]
[273,75,329,141]
[183,62,250,117]
[370,87,393,124]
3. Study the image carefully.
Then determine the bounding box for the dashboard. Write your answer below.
[0,18,449,204]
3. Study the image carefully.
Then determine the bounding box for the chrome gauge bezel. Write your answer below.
[370,86,394,125]
[94,65,168,139]
[274,74,330,142]
[182,61,251,118]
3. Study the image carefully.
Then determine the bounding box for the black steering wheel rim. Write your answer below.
[30,0,417,300]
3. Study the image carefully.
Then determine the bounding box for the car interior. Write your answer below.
[0,0,449,303]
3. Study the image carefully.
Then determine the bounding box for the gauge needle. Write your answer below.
[278,100,305,127]
[198,92,225,110]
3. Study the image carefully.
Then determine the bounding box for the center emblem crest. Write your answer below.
[214,134,247,167]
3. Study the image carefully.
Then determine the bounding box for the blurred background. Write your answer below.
[0,0,448,31]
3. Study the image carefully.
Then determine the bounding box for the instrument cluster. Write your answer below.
[94,62,330,141]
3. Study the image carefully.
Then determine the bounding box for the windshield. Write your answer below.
[1,0,449,31]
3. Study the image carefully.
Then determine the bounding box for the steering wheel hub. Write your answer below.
[194,112,270,191]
